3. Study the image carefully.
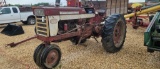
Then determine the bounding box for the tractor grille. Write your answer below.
[36,16,49,37]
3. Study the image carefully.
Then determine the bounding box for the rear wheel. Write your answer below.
[101,14,126,53]
[27,17,36,25]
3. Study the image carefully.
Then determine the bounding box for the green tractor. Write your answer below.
[144,10,160,53]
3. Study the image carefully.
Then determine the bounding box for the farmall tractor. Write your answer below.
[32,0,128,68]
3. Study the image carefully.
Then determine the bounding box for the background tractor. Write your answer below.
[144,11,160,53]
[32,0,128,68]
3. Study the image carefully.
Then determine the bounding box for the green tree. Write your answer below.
[34,2,49,6]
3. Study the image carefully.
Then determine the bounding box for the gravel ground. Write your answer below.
[0,22,160,69]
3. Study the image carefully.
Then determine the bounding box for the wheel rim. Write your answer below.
[113,20,125,48]
[30,18,35,24]
[44,49,59,68]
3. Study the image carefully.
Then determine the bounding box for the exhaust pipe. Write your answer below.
[55,0,60,7]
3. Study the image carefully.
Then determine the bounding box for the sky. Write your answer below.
[4,0,145,5]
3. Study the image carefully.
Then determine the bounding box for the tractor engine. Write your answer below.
[58,20,78,34]
[33,7,97,42]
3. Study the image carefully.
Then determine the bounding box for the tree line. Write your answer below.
[8,2,51,7]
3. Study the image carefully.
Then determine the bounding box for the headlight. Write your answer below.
[34,9,45,16]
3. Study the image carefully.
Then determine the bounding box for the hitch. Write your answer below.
[6,35,37,47]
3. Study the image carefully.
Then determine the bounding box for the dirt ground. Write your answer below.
[0,22,160,69]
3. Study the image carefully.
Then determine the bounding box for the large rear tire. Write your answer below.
[101,14,126,53]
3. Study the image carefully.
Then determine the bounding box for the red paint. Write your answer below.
[127,7,150,29]
[67,0,80,7]
[89,14,104,24]
[64,23,68,31]
[33,7,86,16]
[7,35,37,47]
[37,31,81,42]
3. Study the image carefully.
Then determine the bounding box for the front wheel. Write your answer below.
[33,44,45,67]
[40,44,61,69]
[101,14,126,53]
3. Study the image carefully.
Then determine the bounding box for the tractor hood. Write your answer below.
[33,7,86,16]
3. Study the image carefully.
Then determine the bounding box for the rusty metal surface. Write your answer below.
[6,35,37,47]
[113,21,125,47]
[45,50,59,67]
[37,31,81,42]
[33,7,86,16]
[36,23,100,42]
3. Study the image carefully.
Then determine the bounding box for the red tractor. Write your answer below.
[32,0,128,68]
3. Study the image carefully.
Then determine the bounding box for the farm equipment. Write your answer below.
[125,3,160,29]
[1,24,24,36]
[144,11,160,53]
[7,0,128,68]
[145,0,160,6]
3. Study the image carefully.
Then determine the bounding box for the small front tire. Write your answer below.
[33,44,45,67]
[40,44,61,69]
